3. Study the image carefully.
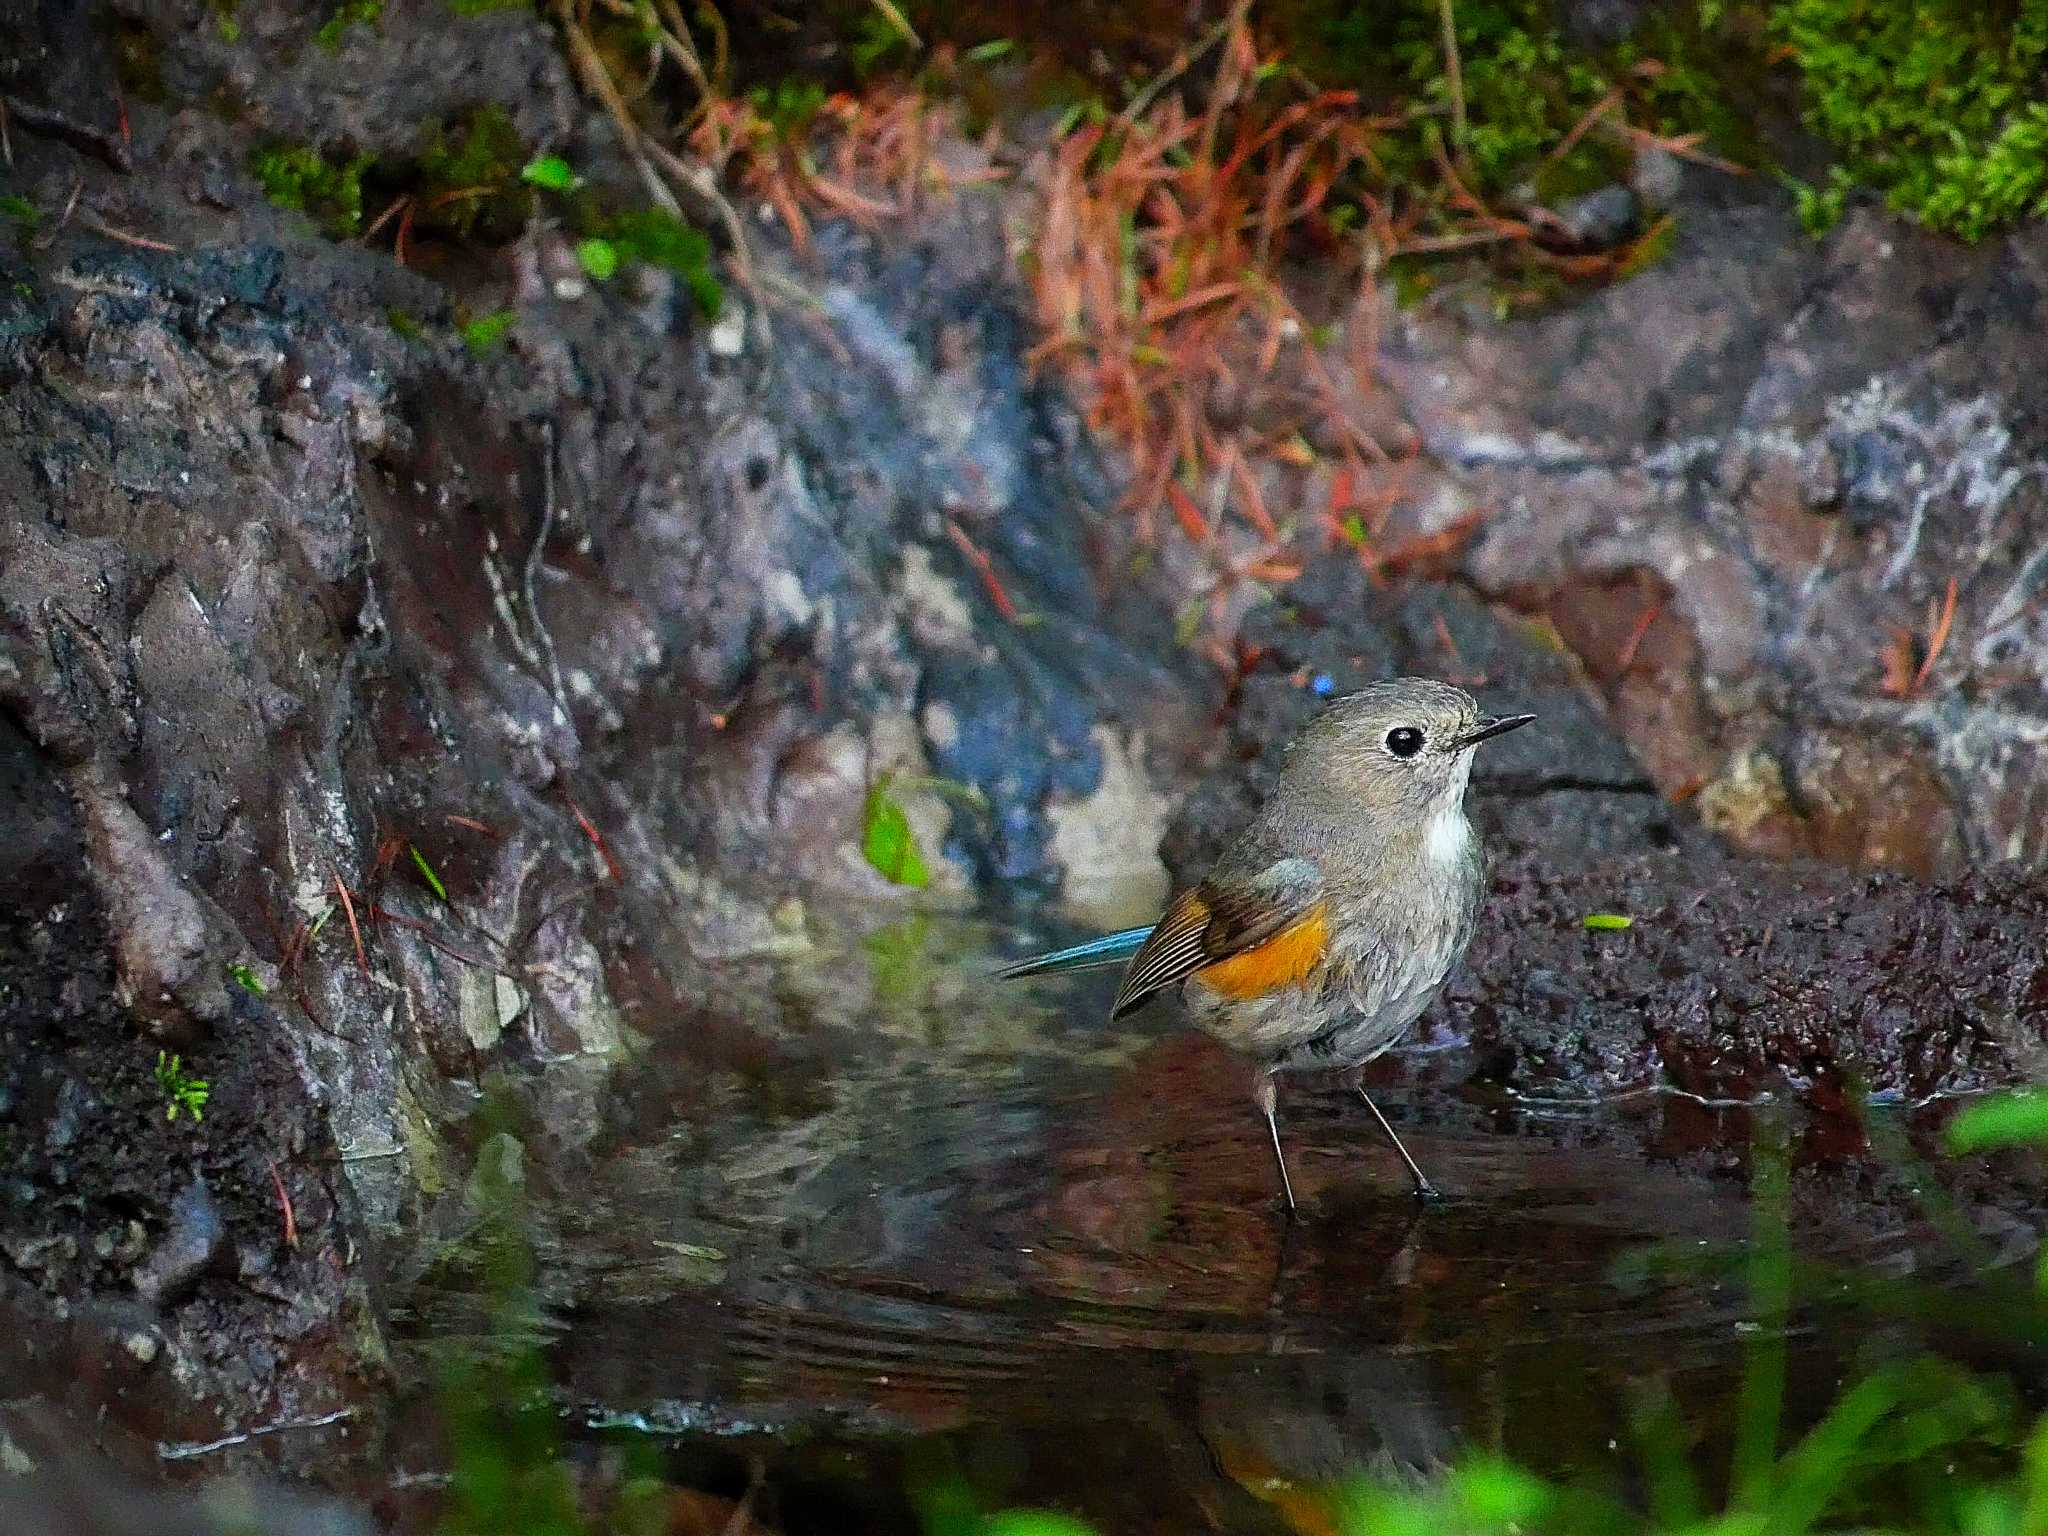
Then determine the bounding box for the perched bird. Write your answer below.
[999,678,1532,1210]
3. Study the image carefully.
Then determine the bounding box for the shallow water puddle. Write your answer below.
[379,917,2008,1531]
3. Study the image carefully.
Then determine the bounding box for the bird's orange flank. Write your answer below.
[1194,904,1330,999]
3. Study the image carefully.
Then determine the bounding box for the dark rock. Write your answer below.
[1629,143,1685,210]
[132,1174,224,1307]
[1554,0,1655,48]
[1798,437,1841,509]
[1387,201,2048,879]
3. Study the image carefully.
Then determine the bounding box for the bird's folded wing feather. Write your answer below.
[1110,856,1326,1018]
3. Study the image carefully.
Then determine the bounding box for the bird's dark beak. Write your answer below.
[1452,713,1535,751]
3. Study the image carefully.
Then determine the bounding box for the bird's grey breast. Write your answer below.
[1280,802,1485,1072]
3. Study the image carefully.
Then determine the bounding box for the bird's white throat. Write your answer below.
[1426,751,1476,868]
[1425,804,1472,868]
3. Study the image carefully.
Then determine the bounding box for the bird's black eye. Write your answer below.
[1385,726,1424,759]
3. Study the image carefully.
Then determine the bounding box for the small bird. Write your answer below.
[999,678,1532,1211]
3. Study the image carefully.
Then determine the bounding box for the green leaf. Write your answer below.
[228,963,267,996]
[861,781,930,888]
[964,38,1015,63]
[409,843,449,902]
[519,154,579,192]
[1949,1091,2048,1155]
[0,195,39,228]
[1583,912,1633,930]
[1451,1458,1555,1525]
[575,237,620,281]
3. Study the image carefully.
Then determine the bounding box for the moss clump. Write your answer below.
[459,308,517,353]
[1270,0,1634,204]
[409,104,531,240]
[315,0,383,50]
[252,142,373,235]
[604,206,724,316]
[1769,0,2048,240]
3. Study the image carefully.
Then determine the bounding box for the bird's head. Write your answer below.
[1282,677,1534,820]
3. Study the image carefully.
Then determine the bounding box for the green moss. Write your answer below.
[410,104,530,240]
[1770,0,2048,239]
[252,141,372,235]
[604,206,724,316]
[1613,6,1778,169]
[316,0,382,50]
[748,78,829,142]
[461,308,518,353]
[1272,0,1635,200]
[1781,162,1855,237]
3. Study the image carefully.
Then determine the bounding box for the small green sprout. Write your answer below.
[1583,912,1634,931]
[409,843,449,901]
[575,237,620,281]
[460,309,517,354]
[519,154,579,192]
[228,963,267,995]
[861,778,930,888]
[154,1052,210,1123]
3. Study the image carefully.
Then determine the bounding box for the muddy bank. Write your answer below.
[0,0,2046,1513]
[1161,562,2048,1113]
[1,0,1209,1473]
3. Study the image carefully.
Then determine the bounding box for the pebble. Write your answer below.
[1555,185,1640,250]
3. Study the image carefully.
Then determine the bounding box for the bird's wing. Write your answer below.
[1110,856,1326,1018]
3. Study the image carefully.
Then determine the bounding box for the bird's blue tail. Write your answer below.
[995,925,1151,980]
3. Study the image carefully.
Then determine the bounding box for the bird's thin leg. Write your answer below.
[1254,1073,1297,1214]
[1356,1085,1444,1204]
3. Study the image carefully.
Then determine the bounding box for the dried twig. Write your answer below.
[78,214,177,252]
[565,793,623,883]
[266,1160,299,1250]
[944,519,1022,622]
[1616,596,1664,675]
[1436,0,1468,168]
[329,865,369,978]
